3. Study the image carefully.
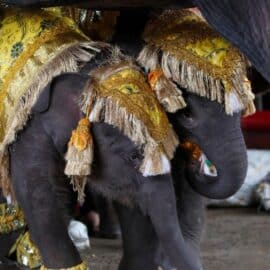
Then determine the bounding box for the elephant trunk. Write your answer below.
[187,125,247,199]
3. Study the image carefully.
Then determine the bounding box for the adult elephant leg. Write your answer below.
[114,202,158,270]
[137,175,202,270]
[9,120,82,269]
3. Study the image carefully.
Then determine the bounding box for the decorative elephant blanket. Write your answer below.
[0,8,101,197]
[138,9,255,116]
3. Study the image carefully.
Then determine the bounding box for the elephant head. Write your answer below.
[170,94,248,199]
[138,9,255,200]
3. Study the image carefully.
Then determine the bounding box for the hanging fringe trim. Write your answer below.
[0,41,104,199]
[138,44,255,116]
[82,84,178,175]
[65,104,94,203]
[138,9,255,116]
[40,261,88,270]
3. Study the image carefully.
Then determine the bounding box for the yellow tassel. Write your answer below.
[64,115,93,203]
[68,118,92,151]
[147,69,186,113]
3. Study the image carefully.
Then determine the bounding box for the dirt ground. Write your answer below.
[82,208,270,270]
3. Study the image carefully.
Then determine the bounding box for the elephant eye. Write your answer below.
[120,151,141,168]
[177,107,197,129]
[183,110,192,118]
[121,151,142,169]
[182,108,193,119]
[129,151,141,167]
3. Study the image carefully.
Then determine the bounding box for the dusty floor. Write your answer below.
[83,208,270,270]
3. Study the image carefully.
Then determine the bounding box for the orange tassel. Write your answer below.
[180,141,202,161]
[148,69,164,90]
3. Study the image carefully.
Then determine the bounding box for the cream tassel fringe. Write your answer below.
[65,108,93,203]
[138,44,255,116]
[140,144,171,176]
[0,151,15,199]
[138,46,186,113]
[150,72,186,113]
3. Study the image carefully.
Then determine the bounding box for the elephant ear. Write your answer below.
[32,81,52,113]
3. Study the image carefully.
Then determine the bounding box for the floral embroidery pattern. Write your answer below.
[11,42,24,58]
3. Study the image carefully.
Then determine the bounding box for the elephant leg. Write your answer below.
[136,176,201,270]
[119,176,205,270]
[9,122,82,269]
[153,176,205,270]
[114,202,159,270]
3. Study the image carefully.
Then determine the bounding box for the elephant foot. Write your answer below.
[155,242,203,270]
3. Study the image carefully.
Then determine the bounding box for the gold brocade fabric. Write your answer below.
[11,231,42,269]
[98,68,171,147]
[0,203,25,234]
[143,10,244,91]
[0,8,88,144]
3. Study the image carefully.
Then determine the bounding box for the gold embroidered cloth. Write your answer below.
[140,10,255,116]
[0,8,87,145]
[98,68,171,146]
[0,203,25,234]
[0,8,100,198]
[77,62,179,179]
[144,10,243,90]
